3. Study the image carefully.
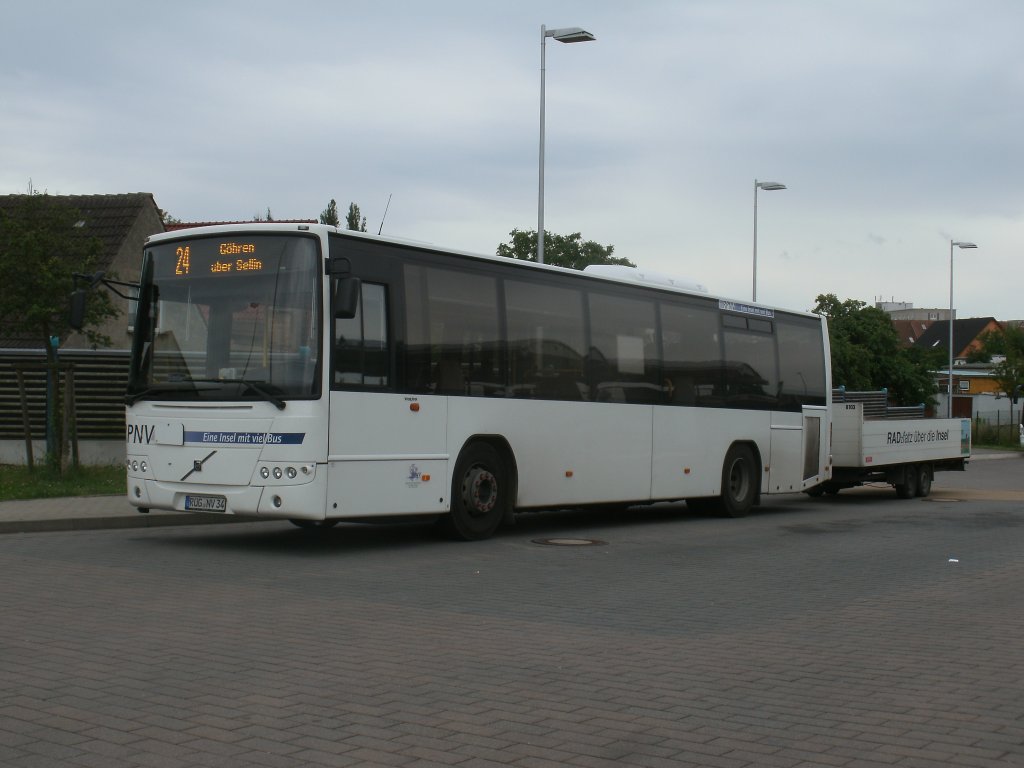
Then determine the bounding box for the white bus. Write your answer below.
[123,223,831,539]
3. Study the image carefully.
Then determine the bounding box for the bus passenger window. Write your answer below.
[776,317,827,409]
[402,264,502,397]
[659,300,722,406]
[722,315,777,409]
[505,280,587,401]
[587,293,658,404]
[334,283,389,388]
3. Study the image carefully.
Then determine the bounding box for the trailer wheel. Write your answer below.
[443,442,505,541]
[894,465,919,499]
[720,444,757,517]
[915,464,933,497]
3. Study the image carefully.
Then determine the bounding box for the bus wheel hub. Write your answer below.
[464,468,497,515]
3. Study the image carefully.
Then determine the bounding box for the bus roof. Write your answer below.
[145,222,822,319]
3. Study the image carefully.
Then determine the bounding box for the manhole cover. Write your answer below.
[532,538,606,546]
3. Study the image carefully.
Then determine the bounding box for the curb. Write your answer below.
[0,513,254,535]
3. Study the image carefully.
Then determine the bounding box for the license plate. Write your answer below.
[184,494,227,512]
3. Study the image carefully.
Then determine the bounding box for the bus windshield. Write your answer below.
[128,233,322,405]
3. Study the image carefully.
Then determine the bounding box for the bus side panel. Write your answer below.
[326,391,450,517]
[767,412,802,493]
[446,399,655,508]
[651,408,771,499]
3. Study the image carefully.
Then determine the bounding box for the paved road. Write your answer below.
[1,456,1022,767]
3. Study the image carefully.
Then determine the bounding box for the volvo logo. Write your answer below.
[180,450,217,482]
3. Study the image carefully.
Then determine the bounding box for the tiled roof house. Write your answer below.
[913,317,1003,361]
[0,193,164,350]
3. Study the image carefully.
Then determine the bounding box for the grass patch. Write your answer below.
[0,464,124,502]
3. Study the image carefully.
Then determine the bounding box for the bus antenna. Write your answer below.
[377,193,392,235]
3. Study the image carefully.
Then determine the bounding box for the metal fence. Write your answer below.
[0,349,128,441]
[973,406,1023,446]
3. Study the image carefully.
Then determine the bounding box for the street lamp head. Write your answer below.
[952,241,977,249]
[546,27,596,43]
[756,181,787,191]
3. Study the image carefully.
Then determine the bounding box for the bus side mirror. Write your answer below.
[334,276,361,319]
[69,289,88,330]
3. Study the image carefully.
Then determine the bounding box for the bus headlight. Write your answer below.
[286,467,297,479]
[260,467,270,479]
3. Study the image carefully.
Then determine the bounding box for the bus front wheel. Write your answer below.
[720,444,757,518]
[445,442,506,541]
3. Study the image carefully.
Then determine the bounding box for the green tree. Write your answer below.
[812,293,939,407]
[346,202,367,232]
[319,199,340,226]
[0,194,118,467]
[496,229,634,270]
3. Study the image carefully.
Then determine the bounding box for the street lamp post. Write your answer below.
[538,24,595,265]
[752,180,786,302]
[948,240,978,417]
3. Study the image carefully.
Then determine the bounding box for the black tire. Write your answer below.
[915,464,933,497]
[805,485,825,498]
[894,465,919,499]
[720,444,758,518]
[290,519,339,530]
[444,442,506,541]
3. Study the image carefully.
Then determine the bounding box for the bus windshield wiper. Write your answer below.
[237,379,286,410]
[187,378,287,410]
[124,381,214,405]
[127,379,285,409]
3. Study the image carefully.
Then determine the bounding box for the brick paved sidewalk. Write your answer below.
[0,494,248,534]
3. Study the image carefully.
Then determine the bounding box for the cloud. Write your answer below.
[2,0,1022,318]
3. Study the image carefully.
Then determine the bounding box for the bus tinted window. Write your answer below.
[334,283,389,388]
[404,265,502,396]
[506,279,587,401]
[588,293,660,403]
[776,316,827,408]
[660,300,722,406]
[722,316,778,409]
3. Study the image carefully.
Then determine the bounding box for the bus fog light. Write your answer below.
[134,485,142,498]
[260,467,270,479]
[273,467,283,479]
[272,495,282,508]
[286,467,297,479]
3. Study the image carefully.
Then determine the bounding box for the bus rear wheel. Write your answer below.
[720,444,757,518]
[444,442,506,541]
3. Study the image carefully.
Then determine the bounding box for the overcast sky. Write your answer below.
[3,0,1021,319]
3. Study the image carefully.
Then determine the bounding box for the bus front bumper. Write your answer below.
[126,471,329,520]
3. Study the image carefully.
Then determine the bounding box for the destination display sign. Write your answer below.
[163,241,266,278]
